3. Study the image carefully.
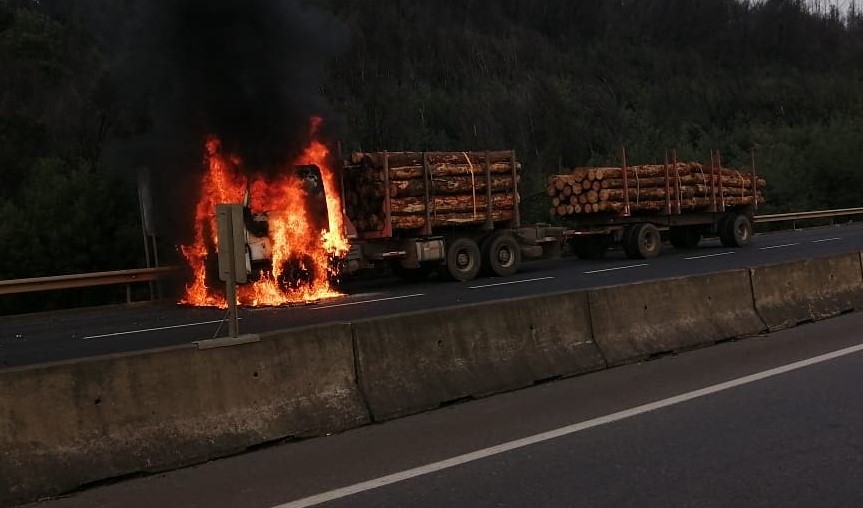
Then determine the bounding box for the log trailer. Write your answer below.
[237,149,765,286]
[339,150,565,282]
[550,150,764,260]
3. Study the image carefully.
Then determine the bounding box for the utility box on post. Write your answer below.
[216,203,245,338]
[216,204,247,284]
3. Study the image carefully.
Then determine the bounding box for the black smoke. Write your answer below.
[60,0,352,254]
[147,0,348,173]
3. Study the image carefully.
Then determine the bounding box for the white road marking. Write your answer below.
[583,264,649,274]
[82,318,243,340]
[468,277,555,289]
[274,342,863,508]
[310,293,425,310]
[759,243,800,250]
[684,252,736,261]
[811,238,842,243]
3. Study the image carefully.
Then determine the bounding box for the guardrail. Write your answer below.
[1,206,862,301]
[0,267,179,302]
[754,207,863,224]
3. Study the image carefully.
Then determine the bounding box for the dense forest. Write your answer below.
[1,0,862,311]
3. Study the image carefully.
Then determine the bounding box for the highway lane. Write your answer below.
[29,310,863,508]
[2,223,863,368]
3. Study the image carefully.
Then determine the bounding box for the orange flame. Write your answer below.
[180,117,347,307]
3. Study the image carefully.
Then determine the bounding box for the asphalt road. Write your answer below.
[28,310,863,508]
[2,223,863,368]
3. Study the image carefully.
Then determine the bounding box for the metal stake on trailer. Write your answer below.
[621,146,631,216]
[511,150,521,227]
[709,150,717,212]
[673,149,681,214]
[422,152,433,236]
[484,151,494,231]
[383,151,393,237]
[751,147,759,212]
[717,150,726,212]
[664,150,672,215]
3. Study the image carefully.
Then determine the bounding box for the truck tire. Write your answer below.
[571,236,609,260]
[626,223,661,259]
[669,227,701,249]
[717,212,735,244]
[441,237,482,282]
[621,226,640,259]
[482,233,522,277]
[721,214,753,248]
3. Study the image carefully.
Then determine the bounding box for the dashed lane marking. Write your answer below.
[583,264,649,274]
[684,251,736,261]
[468,277,555,289]
[758,243,800,250]
[82,318,243,340]
[309,293,425,310]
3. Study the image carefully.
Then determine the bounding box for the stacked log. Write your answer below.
[547,162,766,217]
[345,151,520,233]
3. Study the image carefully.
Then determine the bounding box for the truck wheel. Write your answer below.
[628,223,661,259]
[441,237,482,282]
[621,226,640,259]
[484,233,521,277]
[669,227,701,249]
[571,236,609,260]
[721,214,753,248]
[717,212,735,245]
[390,262,432,283]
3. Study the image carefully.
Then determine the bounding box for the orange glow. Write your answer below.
[180,117,347,307]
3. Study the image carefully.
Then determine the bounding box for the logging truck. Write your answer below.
[547,151,765,260]
[340,150,565,282]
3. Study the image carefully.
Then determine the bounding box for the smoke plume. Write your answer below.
[149,0,348,172]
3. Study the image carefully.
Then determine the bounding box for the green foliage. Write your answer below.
[1,0,862,312]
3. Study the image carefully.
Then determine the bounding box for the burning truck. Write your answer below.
[180,123,565,308]
[179,121,764,309]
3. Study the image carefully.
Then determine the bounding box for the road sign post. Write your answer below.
[216,204,247,338]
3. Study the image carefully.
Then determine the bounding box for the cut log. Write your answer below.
[389,162,516,181]
[390,194,515,215]
[388,175,515,198]
[391,210,515,230]
[357,151,515,168]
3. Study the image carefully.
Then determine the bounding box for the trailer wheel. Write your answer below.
[626,223,661,259]
[441,237,482,282]
[721,214,753,248]
[483,233,521,277]
[669,227,701,249]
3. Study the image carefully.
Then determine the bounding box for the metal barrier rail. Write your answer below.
[2,206,862,299]
[0,267,179,300]
[754,207,863,223]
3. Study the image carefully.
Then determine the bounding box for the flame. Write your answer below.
[180,117,348,307]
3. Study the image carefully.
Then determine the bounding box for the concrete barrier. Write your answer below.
[588,270,766,366]
[0,324,368,507]
[751,253,863,330]
[353,291,606,421]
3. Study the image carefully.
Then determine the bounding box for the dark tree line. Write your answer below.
[1,0,862,312]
